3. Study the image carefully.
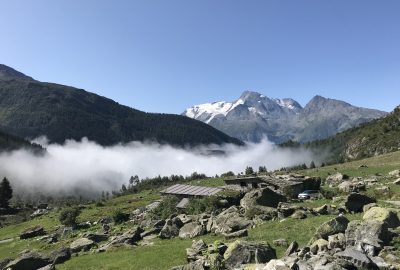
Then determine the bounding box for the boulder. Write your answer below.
[393,178,400,185]
[338,181,365,193]
[314,216,349,240]
[49,247,71,264]
[83,232,109,243]
[159,217,183,239]
[326,173,349,186]
[291,210,307,219]
[363,207,400,228]
[363,203,378,212]
[19,226,46,240]
[240,188,287,210]
[222,229,248,239]
[179,222,205,239]
[345,220,391,256]
[210,206,252,235]
[107,227,143,246]
[335,247,375,268]
[30,209,49,218]
[310,239,328,254]
[223,240,276,269]
[70,238,95,253]
[343,193,376,213]
[284,241,298,256]
[186,239,207,261]
[388,170,400,177]
[327,233,346,250]
[5,252,51,270]
[273,239,288,247]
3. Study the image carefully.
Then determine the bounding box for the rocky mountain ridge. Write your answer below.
[183,91,386,143]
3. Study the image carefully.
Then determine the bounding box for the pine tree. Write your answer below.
[245,166,254,175]
[309,161,316,169]
[0,177,13,208]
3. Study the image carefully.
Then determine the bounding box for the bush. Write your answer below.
[59,207,80,227]
[186,196,221,215]
[320,186,340,199]
[244,207,264,219]
[113,211,130,224]
[150,196,179,219]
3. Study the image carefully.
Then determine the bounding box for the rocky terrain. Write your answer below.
[0,151,399,270]
[183,91,386,143]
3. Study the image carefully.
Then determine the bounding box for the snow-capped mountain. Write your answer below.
[183,91,387,143]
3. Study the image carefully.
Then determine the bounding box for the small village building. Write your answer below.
[160,184,223,208]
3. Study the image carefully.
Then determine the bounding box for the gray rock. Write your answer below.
[285,241,299,256]
[19,226,46,240]
[335,247,375,268]
[363,207,400,228]
[30,209,49,218]
[222,229,248,239]
[273,239,288,247]
[223,240,276,269]
[310,239,328,254]
[159,217,183,239]
[343,193,376,213]
[179,222,205,239]
[5,252,51,270]
[210,206,253,235]
[363,203,378,212]
[240,188,287,210]
[49,247,71,264]
[291,210,307,219]
[345,220,391,256]
[83,232,109,243]
[69,238,95,253]
[328,233,346,250]
[314,216,349,240]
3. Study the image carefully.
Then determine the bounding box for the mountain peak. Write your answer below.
[239,90,264,101]
[0,64,33,81]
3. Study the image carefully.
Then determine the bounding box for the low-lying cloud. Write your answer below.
[0,138,318,197]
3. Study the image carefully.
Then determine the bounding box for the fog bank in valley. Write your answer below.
[0,138,319,196]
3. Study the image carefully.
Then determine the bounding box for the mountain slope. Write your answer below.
[0,65,242,146]
[0,129,43,153]
[304,105,400,163]
[183,91,386,143]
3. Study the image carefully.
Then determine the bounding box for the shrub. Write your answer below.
[186,196,221,215]
[59,207,80,227]
[113,210,130,224]
[320,186,340,199]
[149,196,179,219]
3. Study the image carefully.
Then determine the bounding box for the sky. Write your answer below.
[0,0,399,113]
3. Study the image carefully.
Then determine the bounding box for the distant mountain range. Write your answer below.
[0,64,242,147]
[183,91,387,143]
[300,105,400,163]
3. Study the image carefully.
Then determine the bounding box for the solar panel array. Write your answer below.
[161,184,222,196]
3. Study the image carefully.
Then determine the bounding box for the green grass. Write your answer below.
[301,150,400,179]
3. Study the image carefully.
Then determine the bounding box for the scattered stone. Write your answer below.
[5,252,51,270]
[273,239,288,247]
[314,216,349,240]
[310,239,328,254]
[327,233,346,250]
[343,193,376,213]
[179,222,205,239]
[284,241,298,256]
[69,238,95,253]
[30,209,49,218]
[223,240,276,269]
[49,247,71,264]
[335,247,375,268]
[19,226,46,240]
[83,232,109,243]
[159,217,183,239]
[240,188,287,210]
[291,210,307,219]
[363,203,378,212]
[388,170,400,177]
[326,173,349,186]
[222,229,248,239]
[345,220,391,256]
[363,207,400,228]
[210,206,253,235]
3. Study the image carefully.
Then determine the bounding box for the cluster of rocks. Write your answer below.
[264,209,400,270]
[171,239,277,270]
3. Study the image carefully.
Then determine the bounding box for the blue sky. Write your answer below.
[0,0,399,113]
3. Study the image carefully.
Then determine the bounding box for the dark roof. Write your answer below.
[161,184,222,196]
